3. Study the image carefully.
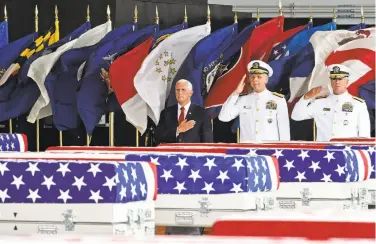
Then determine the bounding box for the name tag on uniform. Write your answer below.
[323,108,331,111]
[243,105,251,110]
[266,100,277,110]
[342,102,353,112]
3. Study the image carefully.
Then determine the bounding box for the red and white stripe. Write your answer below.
[265,156,280,190]
[353,150,372,181]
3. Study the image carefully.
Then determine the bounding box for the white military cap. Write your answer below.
[247,60,273,77]
[327,64,351,79]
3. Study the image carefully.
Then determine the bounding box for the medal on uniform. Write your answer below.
[344,120,349,126]
[342,102,353,112]
[268,118,273,123]
[266,100,277,110]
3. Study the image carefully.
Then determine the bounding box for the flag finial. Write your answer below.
[234,8,238,23]
[184,5,188,23]
[35,5,38,32]
[55,5,58,21]
[4,5,7,21]
[86,5,90,21]
[279,0,283,16]
[106,5,110,21]
[134,5,138,23]
[256,7,260,21]
[155,5,159,24]
[333,7,336,22]
[361,6,364,23]
[309,6,313,23]
[207,5,211,24]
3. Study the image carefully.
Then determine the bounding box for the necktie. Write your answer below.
[179,107,185,124]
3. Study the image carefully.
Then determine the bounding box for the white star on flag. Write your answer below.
[176,157,189,170]
[295,171,307,182]
[188,169,202,183]
[202,182,215,194]
[309,161,321,173]
[160,169,174,182]
[72,176,87,191]
[174,181,186,194]
[216,170,230,184]
[324,151,335,163]
[283,160,295,171]
[203,158,217,171]
[87,163,102,177]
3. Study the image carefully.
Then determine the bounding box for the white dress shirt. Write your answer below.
[291,91,370,141]
[219,89,290,142]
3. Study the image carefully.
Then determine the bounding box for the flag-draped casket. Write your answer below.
[157,142,375,211]
[46,147,280,226]
[0,152,157,236]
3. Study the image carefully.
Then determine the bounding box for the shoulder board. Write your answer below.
[272,92,284,98]
[315,95,329,100]
[352,96,365,103]
[239,92,249,97]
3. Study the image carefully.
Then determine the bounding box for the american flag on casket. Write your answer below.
[156,143,374,182]
[125,154,280,194]
[0,153,157,203]
[0,133,28,152]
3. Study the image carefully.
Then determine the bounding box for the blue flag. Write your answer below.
[0,80,40,121]
[268,22,312,62]
[77,25,157,135]
[359,80,375,109]
[18,21,91,85]
[348,23,366,31]
[167,24,237,107]
[45,23,135,131]
[106,23,188,113]
[284,22,336,57]
[0,33,37,102]
[0,21,8,49]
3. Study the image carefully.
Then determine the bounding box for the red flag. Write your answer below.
[204,16,284,110]
[325,38,375,96]
[250,16,284,60]
[109,37,153,106]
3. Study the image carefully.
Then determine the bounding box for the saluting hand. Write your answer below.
[233,75,246,95]
[178,120,196,133]
[304,86,323,100]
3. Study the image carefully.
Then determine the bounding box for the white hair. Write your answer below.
[176,79,193,91]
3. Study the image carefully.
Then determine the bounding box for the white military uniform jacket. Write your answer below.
[291,91,370,141]
[219,89,291,142]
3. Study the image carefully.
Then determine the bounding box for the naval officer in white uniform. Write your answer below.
[291,64,370,141]
[218,60,290,142]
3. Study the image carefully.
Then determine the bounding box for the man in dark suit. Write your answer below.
[156,79,213,144]
[156,79,213,235]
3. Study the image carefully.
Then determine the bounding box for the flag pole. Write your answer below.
[35,5,40,152]
[361,6,364,24]
[5,6,12,134]
[309,6,313,23]
[134,5,139,147]
[256,7,260,21]
[278,0,283,16]
[332,8,336,22]
[52,6,63,147]
[105,5,114,147]
[85,5,91,146]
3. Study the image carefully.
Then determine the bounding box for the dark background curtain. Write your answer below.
[0,0,373,150]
